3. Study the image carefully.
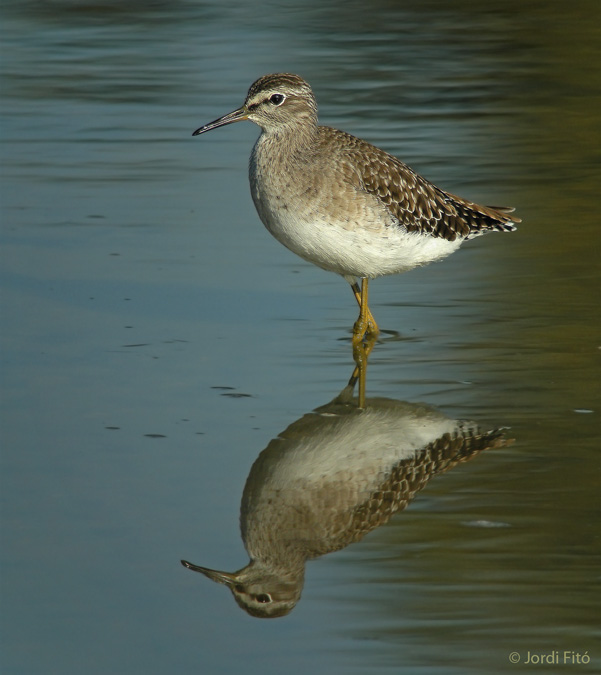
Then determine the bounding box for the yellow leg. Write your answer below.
[347,278,378,409]
[350,278,379,340]
[351,332,377,409]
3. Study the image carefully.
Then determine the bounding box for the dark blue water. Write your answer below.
[1,1,599,673]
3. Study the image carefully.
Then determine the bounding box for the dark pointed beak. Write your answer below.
[181,560,236,585]
[192,106,249,136]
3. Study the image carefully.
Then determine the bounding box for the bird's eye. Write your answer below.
[255,593,272,604]
[269,94,285,106]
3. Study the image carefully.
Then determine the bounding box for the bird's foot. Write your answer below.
[352,311,379,342]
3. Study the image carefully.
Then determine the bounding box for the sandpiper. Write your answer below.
[193,73,519,341]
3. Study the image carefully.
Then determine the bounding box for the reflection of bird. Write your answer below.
[182,394,509,618]
[193,73,519,340]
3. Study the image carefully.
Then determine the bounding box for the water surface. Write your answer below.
[1,1,599,674]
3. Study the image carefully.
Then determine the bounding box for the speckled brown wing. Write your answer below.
[326,127,519,242]
[340,426,509,546]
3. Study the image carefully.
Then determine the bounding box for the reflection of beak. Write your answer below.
[192,107,249,136]
[181,560,236,586]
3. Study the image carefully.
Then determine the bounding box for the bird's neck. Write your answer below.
[258,120,319,160]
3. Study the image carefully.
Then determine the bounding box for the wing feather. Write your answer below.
[322,127,519,242]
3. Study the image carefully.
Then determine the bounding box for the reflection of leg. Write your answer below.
[352,333,376,409]
[333,366,360,406]
[350,278,379,340]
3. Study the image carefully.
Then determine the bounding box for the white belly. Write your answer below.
[252,187,463,278]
